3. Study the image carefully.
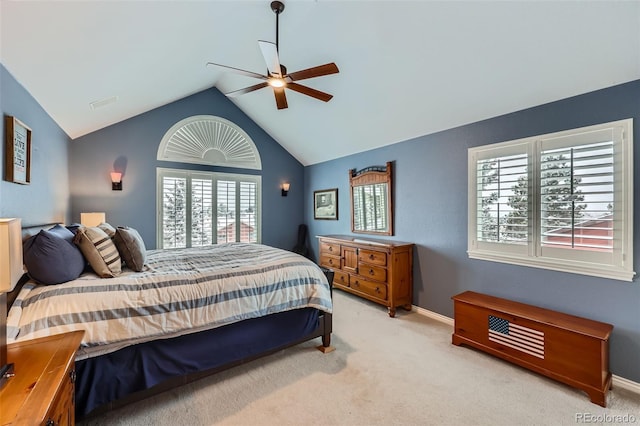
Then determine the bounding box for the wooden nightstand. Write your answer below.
[0,331,84,425]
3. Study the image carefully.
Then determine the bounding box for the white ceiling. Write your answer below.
[1,1,639,166]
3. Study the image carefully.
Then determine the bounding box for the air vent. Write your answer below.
[89,96,119,110]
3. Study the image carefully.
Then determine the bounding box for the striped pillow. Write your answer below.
[74,226,122,277]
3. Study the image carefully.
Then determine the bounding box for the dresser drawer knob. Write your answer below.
[369,254,375,260]
[375,287,381,293]
[369,269,374,275]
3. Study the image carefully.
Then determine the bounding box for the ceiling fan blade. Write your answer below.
[258,40,282,77]
[287,63,339,82]
[206,62,268,80]
[225,82,270,97]
[273,87,288,109]
[286,82,333,102]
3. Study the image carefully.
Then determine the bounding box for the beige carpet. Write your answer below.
[80,291,640,426]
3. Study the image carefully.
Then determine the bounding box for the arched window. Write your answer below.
[156,116,262,248]
[157,115,261,170]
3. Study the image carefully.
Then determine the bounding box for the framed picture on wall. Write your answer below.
[4,115,32,184]
[314,188,338,220]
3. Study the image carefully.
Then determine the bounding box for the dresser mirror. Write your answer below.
[349,161,393,235]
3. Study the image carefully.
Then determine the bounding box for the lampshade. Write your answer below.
[0,218,23,293]
[81,212,106,227]
[281,182,290,196]
[110,172,122,183]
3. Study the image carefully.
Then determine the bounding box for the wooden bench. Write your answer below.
[452,291,613,407]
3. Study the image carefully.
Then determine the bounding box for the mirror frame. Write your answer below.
[349,161,393,236]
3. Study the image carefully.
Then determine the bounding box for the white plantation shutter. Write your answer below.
[161,173,187,249]
[191,177,213,247]
[468,119,634,281]
[217,180,236,243]
[475,153,529,245]
[540,140,614,252]
[157,169,261,248]
[157,115,262,170]
[240,181,258,243]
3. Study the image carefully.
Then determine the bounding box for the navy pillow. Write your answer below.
[48,224,75,242]
[65,223,83,235]
[23,228,85,285]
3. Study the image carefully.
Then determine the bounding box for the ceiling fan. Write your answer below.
[207,1,339,110]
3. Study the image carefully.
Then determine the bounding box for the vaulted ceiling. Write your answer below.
[1,1,639,165]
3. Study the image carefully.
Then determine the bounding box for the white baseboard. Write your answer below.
[411,304,454,326]
[411,304,640,396]
[612,374,640,394]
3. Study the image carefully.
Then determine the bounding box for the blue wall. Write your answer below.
[305,79,640,381]
[0,64,70,226]
[0,65,71,225]
[69,88,304,251]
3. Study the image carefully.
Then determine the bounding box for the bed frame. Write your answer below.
[14,223,334,419]
[80,305,333,419]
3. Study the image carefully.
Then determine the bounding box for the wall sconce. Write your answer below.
[281,182,290,197]
[80,212,106,227]
[111,172,122,191]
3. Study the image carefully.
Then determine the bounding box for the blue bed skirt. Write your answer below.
[76,307,321,417]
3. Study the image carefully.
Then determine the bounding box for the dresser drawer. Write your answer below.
[333,270,349,287]
[320,242,340,256]
[319,254,341,269]
[358,249,386,266]
[358,263,387,282]
[351,277,387,301]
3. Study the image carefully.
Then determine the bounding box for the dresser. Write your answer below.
[1,330,84,425]
[318,235,413,317]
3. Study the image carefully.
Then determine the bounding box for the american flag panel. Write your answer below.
[488,315,545,359]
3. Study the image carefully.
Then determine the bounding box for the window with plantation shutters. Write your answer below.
[468,119,634,281]
[157,168,261,248]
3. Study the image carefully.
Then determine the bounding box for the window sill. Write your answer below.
[468,250,635,282]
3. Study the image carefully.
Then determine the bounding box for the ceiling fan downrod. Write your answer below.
[271,1,285,52]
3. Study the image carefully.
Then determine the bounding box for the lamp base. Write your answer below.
[0,362,14,389]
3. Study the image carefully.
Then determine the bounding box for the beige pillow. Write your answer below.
[74,226,122,277]
[113,227,147,272]
[98,222,116,238]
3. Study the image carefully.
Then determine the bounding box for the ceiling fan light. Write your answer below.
[268,78,286,88]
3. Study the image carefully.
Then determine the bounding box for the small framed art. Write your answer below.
[314,188,338,220]
[4,115,32,184]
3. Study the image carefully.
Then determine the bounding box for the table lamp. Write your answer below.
[0,218,23,388]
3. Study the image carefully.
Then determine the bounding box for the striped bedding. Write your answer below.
[7,243,333,360]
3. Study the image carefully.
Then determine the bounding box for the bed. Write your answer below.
[7,224,333,418]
